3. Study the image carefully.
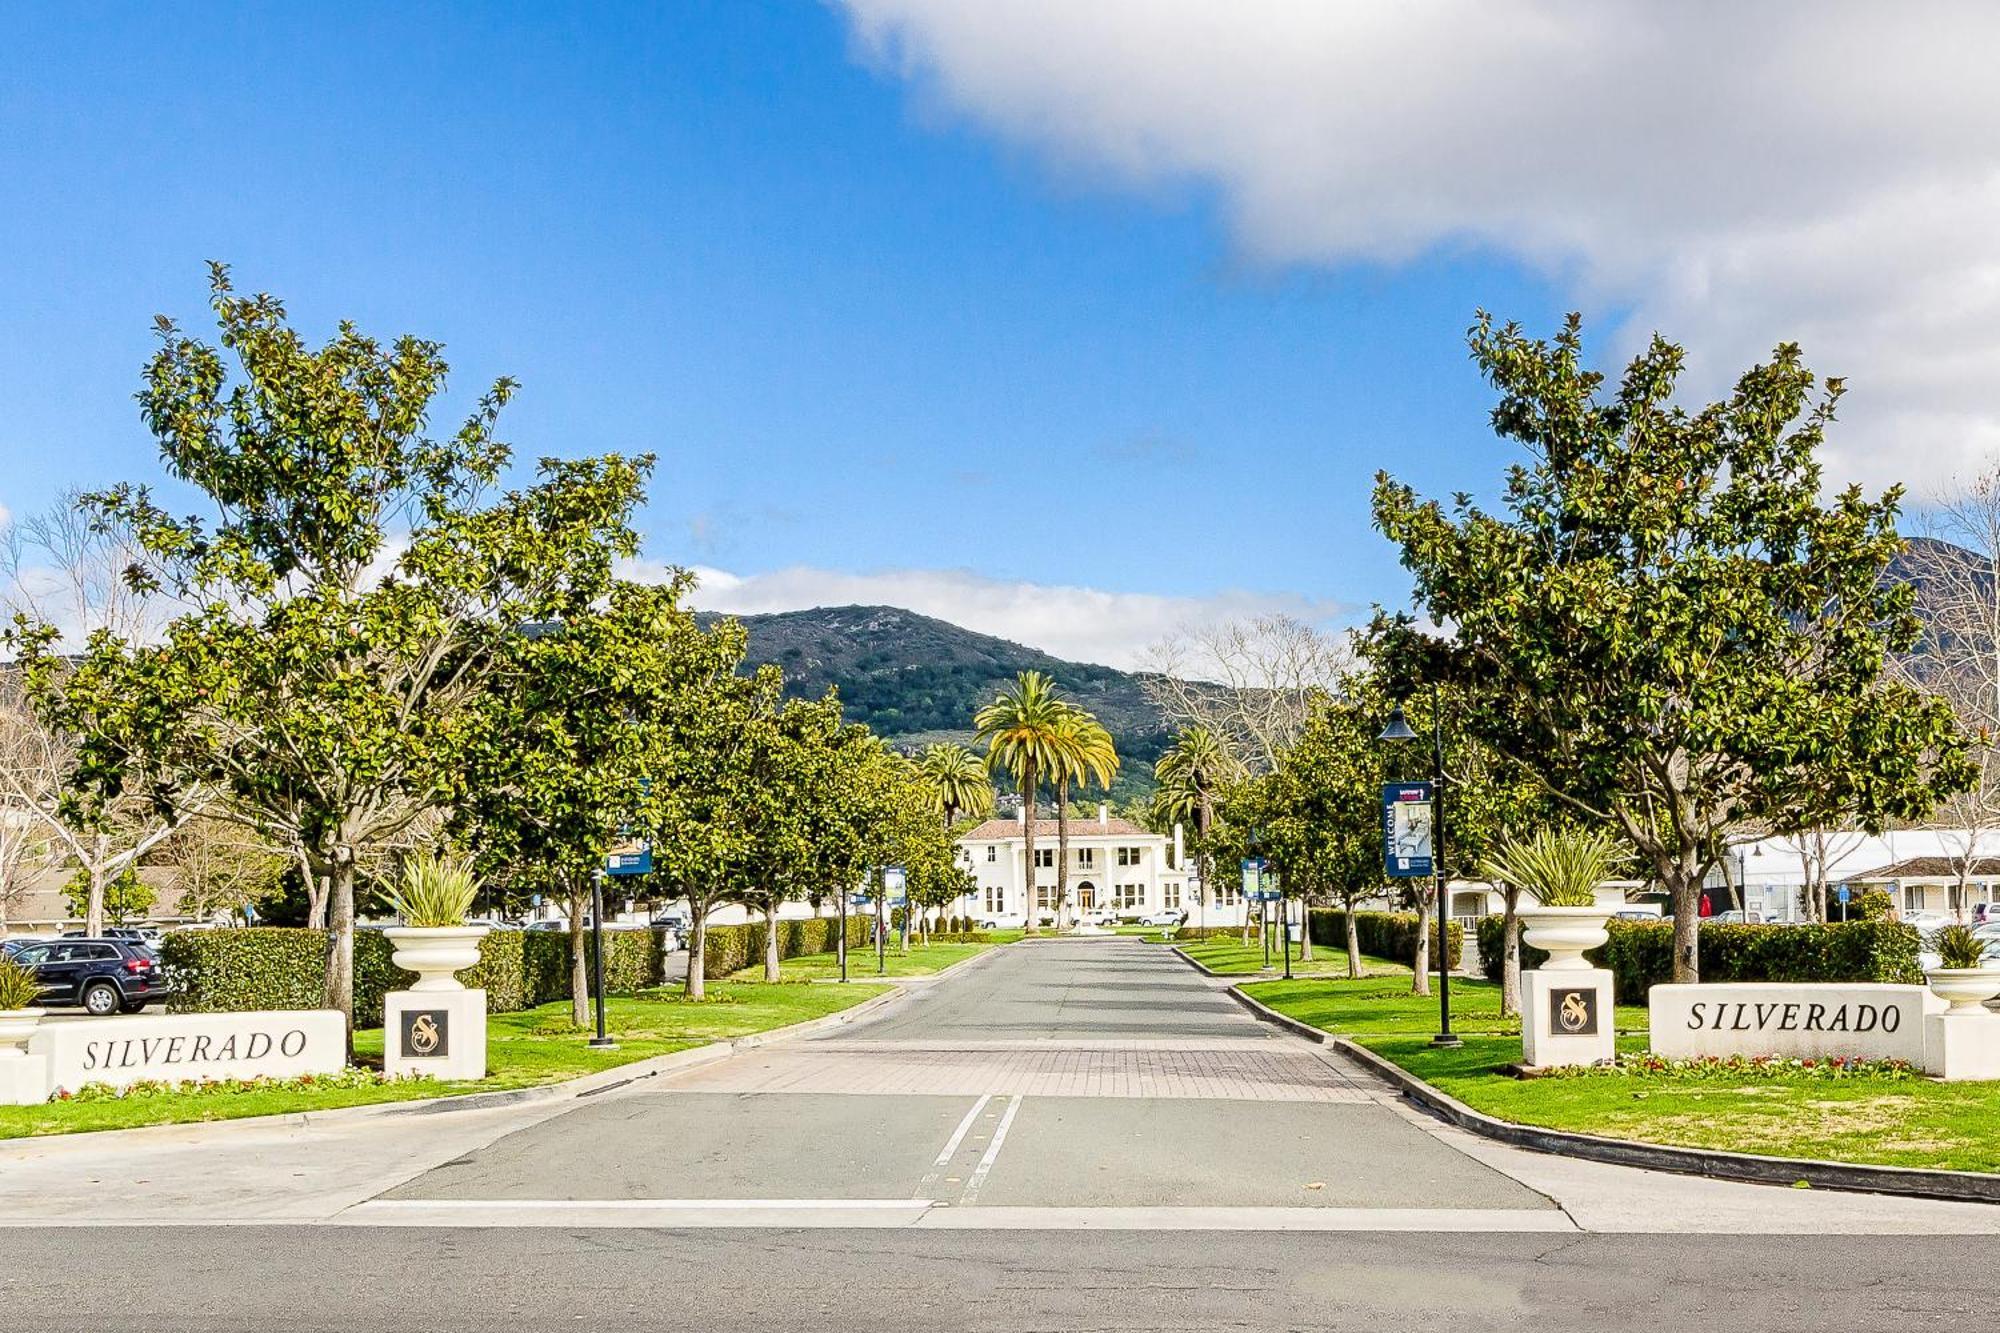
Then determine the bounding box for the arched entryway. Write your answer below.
[1076,881,1098,913]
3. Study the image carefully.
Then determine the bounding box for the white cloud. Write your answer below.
[838,0,2000,491]
[621,558,1347,670]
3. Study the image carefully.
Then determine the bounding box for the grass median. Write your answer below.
[1171,936,1411,978]
[728,939,995,981]
[1244,974,2000,1173]
[0,980,890,1141]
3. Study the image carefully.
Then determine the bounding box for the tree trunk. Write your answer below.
[1344,907,1361,979]
[1056,780,1071,933]
[1410,887,1432,997]
[685,903,707,1000]
[1297,900,1313,961]
[764,898,781,982]
[568,881,590,1028]
[1668,873,1701,984]
[1500,890,1522,1019]
[323,851,357,1057]
[1021,765,1039,936]
[86,833,108,936]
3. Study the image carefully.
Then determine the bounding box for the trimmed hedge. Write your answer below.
[699,915,875,979]
[1307,908,1464,971]
[162,925,667,1025]
[1473,916,1923,994]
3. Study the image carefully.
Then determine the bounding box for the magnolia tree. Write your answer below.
[2,494,202,934]
[1375,314,1973,983]
[460,575,742,1023]
[12,268,650,1044]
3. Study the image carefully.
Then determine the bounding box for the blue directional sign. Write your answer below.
[1837,885,1851,904]
[1382,782,1434,879]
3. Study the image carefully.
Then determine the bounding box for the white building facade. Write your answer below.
[954,807,1239,927]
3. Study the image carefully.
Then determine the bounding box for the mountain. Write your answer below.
[709,605,1171,803]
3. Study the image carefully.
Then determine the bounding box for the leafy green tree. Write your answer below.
[1374,314,1974,982]
[974,671,1069,935]
[62,864,155,926]
[15,267,650,1043]
[459,576,740,1023]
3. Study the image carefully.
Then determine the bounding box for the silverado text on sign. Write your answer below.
[1649,984,1940,1064]
[27,1010,346,1094]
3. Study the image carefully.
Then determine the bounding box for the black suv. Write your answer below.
[11,938,169,1015]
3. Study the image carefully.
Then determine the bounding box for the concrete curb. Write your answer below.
[1219,976,2000,1207]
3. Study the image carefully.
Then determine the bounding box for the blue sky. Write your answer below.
[4,3,1980,667]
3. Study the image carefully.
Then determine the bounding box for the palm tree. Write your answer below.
[1155,727,1241,937]
[974,671,1070,935]
[917,742,995,830]
[1049,707,1119,930]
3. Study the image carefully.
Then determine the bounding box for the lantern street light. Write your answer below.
[1380,686,1461,1049]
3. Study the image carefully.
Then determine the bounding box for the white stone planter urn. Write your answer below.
[0,1007,44,1057]
[1518,906,1612,971]
[383,925,490,992]
[1925,968,2000,1015]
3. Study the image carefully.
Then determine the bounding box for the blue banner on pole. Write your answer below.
[1382,782,1434,879]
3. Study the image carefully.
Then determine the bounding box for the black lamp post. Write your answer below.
[1380,687,1460,1049]
[587,871,615,1049]
[1247,829,1269,969]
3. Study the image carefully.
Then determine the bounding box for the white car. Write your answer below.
[1901,911,1953,932]
[1137,911,1186,927]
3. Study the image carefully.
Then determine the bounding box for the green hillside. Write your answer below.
[713,605,1170,804]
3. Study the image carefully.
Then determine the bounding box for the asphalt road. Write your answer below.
[5,1227,1994,1332]
[7,938,1997,1331]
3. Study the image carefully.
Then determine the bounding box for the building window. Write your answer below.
[1115,883,1145,909]
[1077,847,1095,868]
[1215,882,1241,907]
[985,885,1006,915]
[1036,885,1054,910]
[1035,848,1055,869]
[1117,846,1143,867]
[986,845,997,863]
[1163,882,1181,909]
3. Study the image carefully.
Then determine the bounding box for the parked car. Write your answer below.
[1900,911,1952,932]
[1,936,53,961]
[1138,910,1186,927]
[1712,910,1773,925]
[61,926,163,947]
[1613,909,1661,922]
[10,937,170,1015]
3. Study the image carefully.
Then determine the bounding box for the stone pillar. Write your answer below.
[1924,1010,2000,1081]
[1520,969,1616,1069]
[385,989,488,1081]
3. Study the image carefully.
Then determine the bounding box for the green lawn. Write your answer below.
[0,981,889,1141]
[1243,973,1647,1036]
[1175,937,1410,978]
[1245,975,2000,1173]
[728,940,993,981]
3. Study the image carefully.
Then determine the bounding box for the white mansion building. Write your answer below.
[952,806,1242,928]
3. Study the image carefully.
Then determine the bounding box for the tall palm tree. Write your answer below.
[974,671,1069,935]
[1155,726,1241,935]
[916,742,994,831]
[1049,707,1118,930]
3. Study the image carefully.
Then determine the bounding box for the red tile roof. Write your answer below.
[960,817,1155,840]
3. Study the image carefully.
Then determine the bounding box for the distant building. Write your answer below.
[953,805,1235,926]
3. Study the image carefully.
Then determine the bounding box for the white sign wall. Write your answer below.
[27,1010,346,1094]
[1649,984,1940,1064]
